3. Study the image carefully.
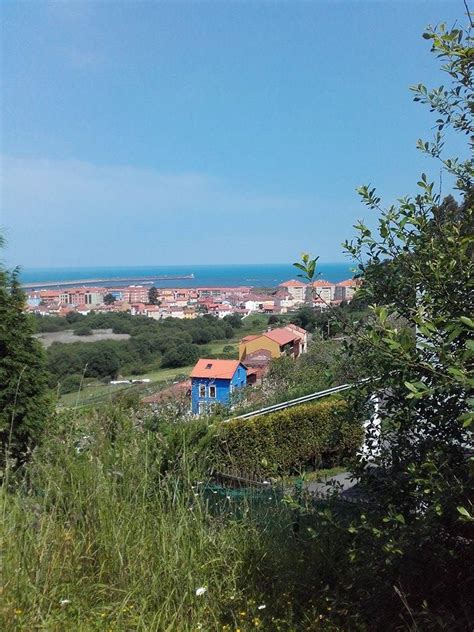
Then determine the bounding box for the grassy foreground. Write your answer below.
[1,408,346,632]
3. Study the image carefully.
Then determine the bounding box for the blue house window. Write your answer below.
[199,384,206,397]
[209,385,216,398]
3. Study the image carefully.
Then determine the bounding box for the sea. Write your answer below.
[20,263,356,289]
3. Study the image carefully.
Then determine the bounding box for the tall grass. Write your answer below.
[1,408,344,631]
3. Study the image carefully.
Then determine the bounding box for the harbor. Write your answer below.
[21,273,195,290]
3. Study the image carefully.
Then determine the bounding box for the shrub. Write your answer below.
[73,326,93,336]
[162,343,200,368]
[209,398,363,476]
[59,373,83,394]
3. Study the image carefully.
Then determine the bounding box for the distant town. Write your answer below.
[25,277,359,319]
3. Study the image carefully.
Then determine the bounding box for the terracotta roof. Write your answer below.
[279,279,306,288]
[285,323,307,335]
[190,359,244,380]
[241,335,259,343]
[264,328,298,346]
[337,279,357,287]
[311,279,334,287]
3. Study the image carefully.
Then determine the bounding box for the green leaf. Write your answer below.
[460,316,474,328]
[457,506,473,521]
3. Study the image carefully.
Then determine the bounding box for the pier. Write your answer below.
[21,274,195,290]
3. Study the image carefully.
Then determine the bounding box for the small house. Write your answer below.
[190,359,247,415]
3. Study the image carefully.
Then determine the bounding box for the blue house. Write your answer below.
[190,359,247,415]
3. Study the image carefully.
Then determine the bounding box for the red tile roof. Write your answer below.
[241,335,259,343]
[190,359,244,379]
[337,279,357,287]
[285,323,307,335]
[264,328,298,346]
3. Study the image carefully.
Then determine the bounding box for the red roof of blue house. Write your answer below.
[190,359,245,380]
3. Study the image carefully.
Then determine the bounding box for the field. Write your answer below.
[35,328,131,347]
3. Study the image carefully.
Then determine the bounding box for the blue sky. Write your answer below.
[0,1,468,267]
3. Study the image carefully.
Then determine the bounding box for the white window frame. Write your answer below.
[199,384,206,398]
[209,385,217,399]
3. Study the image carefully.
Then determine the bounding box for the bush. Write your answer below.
[209,398,363,476]
[73,326,93,336]
[59,373,83,394]
[162,343,200,368]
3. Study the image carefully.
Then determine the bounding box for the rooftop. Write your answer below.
[279,279,306,288]
[264,327,299,346]
[190,359,244,380]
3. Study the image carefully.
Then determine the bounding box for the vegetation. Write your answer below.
[291,301,368,338]
[148,286,159,304]
[73,325,93,336]
[0,408,357,632]
[210,398,362,477]
[294,19,473,629]
[40,312,241,392]
[0,245,52,465]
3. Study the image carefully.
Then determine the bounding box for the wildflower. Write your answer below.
[257,604,266,610]
[239,611,246,616]
[195,587,207,596]
[14,609,22,615]
[59,599,71,607]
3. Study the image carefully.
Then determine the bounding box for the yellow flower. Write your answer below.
[14,609,22,615]
[239,612,246,617]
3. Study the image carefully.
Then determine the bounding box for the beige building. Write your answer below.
[310,280,335,305]
[335,279,358,301]
[278,279,306,303]
[239,326,307,361]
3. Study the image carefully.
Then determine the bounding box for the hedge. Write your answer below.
[209,398,363,476]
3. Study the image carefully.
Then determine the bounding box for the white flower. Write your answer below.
[59,599,71,606]
[257,604,266,610]
[195,587,207,596]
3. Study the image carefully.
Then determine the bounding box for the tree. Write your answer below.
[148,286,159,305]
[73,325,93,336]
[223,314,243,329]
[291,305,317,332]
[103,293,116,305]
[0,247,52,465]
[295,20,473,628]
[162,343,200,368]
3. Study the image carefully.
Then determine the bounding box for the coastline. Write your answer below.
[19,262,356,289]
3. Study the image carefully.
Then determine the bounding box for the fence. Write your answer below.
[223,380,370,423]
